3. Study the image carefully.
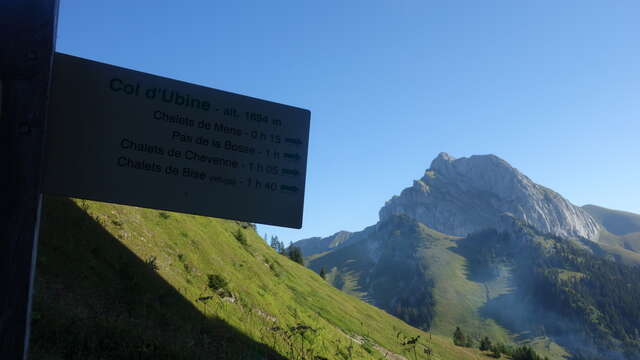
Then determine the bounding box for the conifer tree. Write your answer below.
[453,326,466,346]
[480,336,492,351]
[287,246,304,265]
[270,235,285,254]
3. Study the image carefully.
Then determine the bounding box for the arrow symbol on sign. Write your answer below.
[283,153,301,161]
[281,168,300,176]
[285,137,303,145]
[280,184,299,193]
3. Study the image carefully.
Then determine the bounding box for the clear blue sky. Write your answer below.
[57,1,639,244]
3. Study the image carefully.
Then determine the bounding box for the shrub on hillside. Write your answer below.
[234,229,248,245]
[207,274,228,291]
[480,336,492,351]
[145,256,159,271]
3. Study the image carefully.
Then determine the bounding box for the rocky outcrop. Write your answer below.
[379,153,600,241]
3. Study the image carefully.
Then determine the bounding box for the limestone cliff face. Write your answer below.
[379,153,600,241]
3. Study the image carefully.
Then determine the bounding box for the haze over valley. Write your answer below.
[295,152,640,360]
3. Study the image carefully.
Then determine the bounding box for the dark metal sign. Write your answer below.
[44,53,310,228]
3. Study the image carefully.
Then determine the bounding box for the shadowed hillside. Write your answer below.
[31,196,494,359]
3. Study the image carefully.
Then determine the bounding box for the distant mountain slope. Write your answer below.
[309,216,511,336]
[308,215,570,360]
[583,205,640,236]
[298,153,640,360]
[308,214,640,360]
[31,196,493,360]
[380,153,600,241]
[294,231,354,258]
[460,216,640,360]
[582,205,640,254]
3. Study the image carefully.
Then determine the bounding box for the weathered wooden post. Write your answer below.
[0,1,59,359]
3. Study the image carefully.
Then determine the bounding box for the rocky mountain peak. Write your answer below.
[430,152,456,169]
[380,153,600,241]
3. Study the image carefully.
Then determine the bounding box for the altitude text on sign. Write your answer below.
[44,53,310,228]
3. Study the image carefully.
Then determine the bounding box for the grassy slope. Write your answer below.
[31,196,492,360]
[596,239,640,266]
[310,220,512,340]
[414,224,511,342]
[582,205,640,256]
[309,220,570,360]
[294,231,354,258]
[582,205,640,236]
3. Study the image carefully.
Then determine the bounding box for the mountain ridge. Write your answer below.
[582,204,640,236]
[297,152,640,360]
[379,152,600,241]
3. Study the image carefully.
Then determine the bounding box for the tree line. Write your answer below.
[462,227,640,359]
[268,235,304,265]
[453,326,549,360]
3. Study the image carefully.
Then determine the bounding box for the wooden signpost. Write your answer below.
[1,1,310,358]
